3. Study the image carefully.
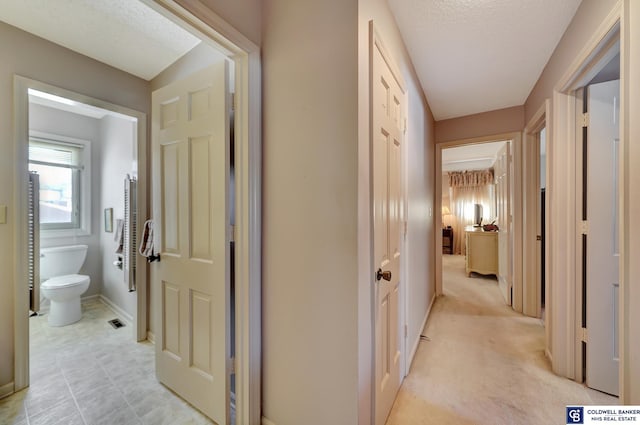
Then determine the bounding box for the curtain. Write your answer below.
[447,170,495,255]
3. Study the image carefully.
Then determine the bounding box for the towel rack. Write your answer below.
[124,175,137,292]
[28,172,40,314]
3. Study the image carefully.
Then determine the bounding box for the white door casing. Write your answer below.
[372,30,405,425]
[537,129,544,320]
[522,102,547,319]
[152,62,231,423]
[585,79,620,396]
[495,142,512,305]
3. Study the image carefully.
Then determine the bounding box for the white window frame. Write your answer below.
[29,130,92,238]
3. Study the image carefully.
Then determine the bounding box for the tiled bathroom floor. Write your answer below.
[0,299,215,425]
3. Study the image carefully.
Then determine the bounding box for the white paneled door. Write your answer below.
[152,62,231,424]
[372,32,405,425]
[495,142,512,305]
[586,79,620,396]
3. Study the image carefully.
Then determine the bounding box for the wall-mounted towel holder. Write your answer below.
[124,175,137,292]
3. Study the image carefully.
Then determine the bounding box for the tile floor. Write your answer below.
[0,299,215,425]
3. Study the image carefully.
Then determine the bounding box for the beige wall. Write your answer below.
[261,0,359,424]
[524,0,620,122]
[150,42,227,92]
[523,0,619,372]
[177,0,261,46]
[523,0,640,402]
[435,105,525,143]
[358,0,436,423]
[0,21,149,389]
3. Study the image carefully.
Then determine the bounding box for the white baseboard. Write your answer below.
[262,417,277,425]
[36,294,121,317]
[0,382,14,399]
[99,295,133,324]
[147,331,155,344]
[407,293,436,370]
[34,294,99,314]
[36,297,50,314]
[82,294,100,303]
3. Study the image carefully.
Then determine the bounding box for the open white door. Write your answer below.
[495,142,512,305]
[585,79,620,396]
[372,32,404,425]
[152,62,231,423]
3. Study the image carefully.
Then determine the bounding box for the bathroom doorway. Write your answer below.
[27,87,144,329]
[8,0,262,421]
[17,82,161,422]
[19,79,148,341]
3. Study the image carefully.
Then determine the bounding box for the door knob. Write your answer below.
[376,268,392,282]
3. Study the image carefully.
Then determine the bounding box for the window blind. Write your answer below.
[29,140,81,166]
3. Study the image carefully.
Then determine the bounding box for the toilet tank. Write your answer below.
[40,245,88,280]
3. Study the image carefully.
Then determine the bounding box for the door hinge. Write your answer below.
[404,324,408,339]
[581,327,588,343]
[581,112,589,128]
[229,357,236,374]
[229,225,236,242]
[404,221,408,237]
[231,93,236,111]
[580,220,589,235]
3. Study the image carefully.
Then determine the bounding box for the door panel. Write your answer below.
[152,62,230,424]
[495,143,512,305]
[373,40,404,425]
[586,79,619,396]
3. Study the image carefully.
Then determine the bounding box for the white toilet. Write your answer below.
[40,245,91,326]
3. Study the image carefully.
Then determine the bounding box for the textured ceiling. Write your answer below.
[388,0,582,120]
[0,0,201,80]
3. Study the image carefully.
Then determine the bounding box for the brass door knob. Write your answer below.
[376,268,392,282]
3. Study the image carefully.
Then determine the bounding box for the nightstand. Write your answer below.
[442,228,453,254]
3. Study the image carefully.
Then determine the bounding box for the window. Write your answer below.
[28,134,91,234]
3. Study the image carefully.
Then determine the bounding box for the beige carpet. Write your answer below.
[385,254,616,425]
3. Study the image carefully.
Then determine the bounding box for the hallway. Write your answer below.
[386,255,616,425]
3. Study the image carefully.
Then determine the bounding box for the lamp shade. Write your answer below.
[441,206,451,215]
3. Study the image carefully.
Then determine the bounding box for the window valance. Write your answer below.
[448,169,494,188]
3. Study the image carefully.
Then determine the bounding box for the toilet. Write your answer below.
[40,245,91,327]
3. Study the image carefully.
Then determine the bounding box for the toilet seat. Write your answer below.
[42,274,90,289]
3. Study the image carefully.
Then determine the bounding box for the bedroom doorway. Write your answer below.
[439,137,517,307]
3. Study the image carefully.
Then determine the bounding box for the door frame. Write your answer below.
[13,75,148,381]
[13,1,262,423]
[134,2,263,422]
[435,132,523,313]
[523,100,550,322]
[547,2,621,389]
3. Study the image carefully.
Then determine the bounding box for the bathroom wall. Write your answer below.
[99,115,137,318]
[29,103,102,298]
[150,42,227,91]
